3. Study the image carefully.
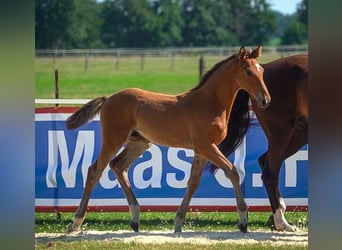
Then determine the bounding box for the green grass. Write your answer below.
[35,211,308,249]
[36,241,306,250]
[35,211,308,233]
[36,242,306,250]
[35,54,280,100]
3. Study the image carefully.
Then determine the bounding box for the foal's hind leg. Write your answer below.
[174,155,207,233]
[198,143,248,233]
[109,132,151,232]
[68,142,124,233]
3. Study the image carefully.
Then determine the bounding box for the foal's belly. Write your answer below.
[135,124,193,149]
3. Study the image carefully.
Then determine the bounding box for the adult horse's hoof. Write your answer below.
[238,223,248,233]
[267,214,296,232]
[130,221,139,232]
[267,215,276,231]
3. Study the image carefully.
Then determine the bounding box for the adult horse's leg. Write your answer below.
[260,116,307,231]
[261,118,308,231]
[68,141,124,233]
[174,155,207,233]
[259,144,293,231]
[110,132,151,232]
[258,152,288,230]
[198,143,248,233]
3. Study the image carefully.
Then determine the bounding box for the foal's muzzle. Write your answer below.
[256,93,271,110]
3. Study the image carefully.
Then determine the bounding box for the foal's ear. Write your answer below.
[239,46,247,61]
[251,45,262,58]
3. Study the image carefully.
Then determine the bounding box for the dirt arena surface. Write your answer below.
[35,229,308,246]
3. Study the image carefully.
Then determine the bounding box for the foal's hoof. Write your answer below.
[238,223,248,233]
[130,221,139,232]
[67,225,80,234]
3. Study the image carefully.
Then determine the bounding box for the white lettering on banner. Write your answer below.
[133,144,163,189]
[99,147,124,189]
[166,147,194,188]
[99,166,120,189]
[284,150,308,187]
[45,128,307,190]
[46,130,94,188]
[214,136,246,188]
[251,149,308,188]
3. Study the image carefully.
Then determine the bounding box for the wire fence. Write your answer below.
[36,45,308,107]
[36,45,307,58]
[36,45,307,72]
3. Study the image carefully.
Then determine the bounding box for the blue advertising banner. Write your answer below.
[35,108,308,212]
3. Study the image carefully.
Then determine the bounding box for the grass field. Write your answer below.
[35,53,308,249]
[35,211,308,249]
[35,53,280,100]
[35,211,308,233]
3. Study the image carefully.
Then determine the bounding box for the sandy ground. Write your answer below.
[35,229,308,246]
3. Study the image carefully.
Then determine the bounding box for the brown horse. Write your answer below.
[65,46,271,234]
[209,54,308,231]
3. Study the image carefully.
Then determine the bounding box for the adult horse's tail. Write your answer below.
[208,90,251,173]
[66,96,107,130]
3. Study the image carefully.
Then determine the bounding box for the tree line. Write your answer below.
[35,0,307,49]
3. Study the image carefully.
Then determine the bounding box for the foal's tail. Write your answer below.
[207,90,251,173]
[66,96,107,130]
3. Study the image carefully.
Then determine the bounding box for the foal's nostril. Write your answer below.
[262,96,271,109]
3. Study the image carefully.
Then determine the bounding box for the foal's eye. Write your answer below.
[246,69,253,77]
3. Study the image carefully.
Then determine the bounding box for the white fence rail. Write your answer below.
[35,99,90,105]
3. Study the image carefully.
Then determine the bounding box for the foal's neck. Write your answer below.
[198,58,240,115]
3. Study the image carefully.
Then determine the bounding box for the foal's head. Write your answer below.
[236,46,271,109]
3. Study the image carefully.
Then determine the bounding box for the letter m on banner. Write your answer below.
[46,130,94,188]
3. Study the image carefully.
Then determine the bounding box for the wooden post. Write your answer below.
[55,69,59,107]
[171,52,175,70]
[84,53,88,71]
[140,53,145,70]
[199,55,205,80]
[115,50,120,70]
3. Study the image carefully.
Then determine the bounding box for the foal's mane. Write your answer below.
[191,53,238,91]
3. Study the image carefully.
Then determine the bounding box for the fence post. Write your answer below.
[140,53,145,70]
[199,55,205,79]
[84,53,88,71]
[171,51,175,70]
[53,50,57,71]
[115,50,120,70]
[54,69,59,108]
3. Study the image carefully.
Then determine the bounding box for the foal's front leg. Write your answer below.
[174,155,207,233]
[200,143,248,233]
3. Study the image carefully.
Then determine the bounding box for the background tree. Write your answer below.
[100,0,165,48]
[35,0,102,49]
[181,0,220,46]
[281,0,308,44]
[35,0,73,49]
[150,0,184,47]
[68,0,103,48]
[35,0,307,49]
